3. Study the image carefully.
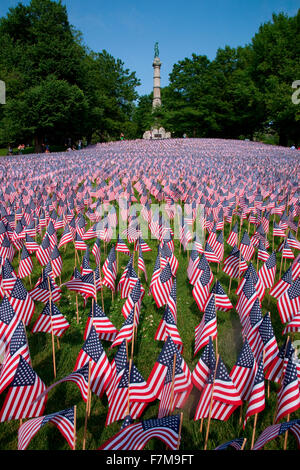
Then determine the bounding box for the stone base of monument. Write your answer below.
[143,127,171,140]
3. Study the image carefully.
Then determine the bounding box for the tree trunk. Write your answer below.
[34,134,43,153]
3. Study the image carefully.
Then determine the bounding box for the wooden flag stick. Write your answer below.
[241,438,247,450]
[176,412,184,450]
[251,413,258,449]
[239,403,243,426]
[82,360,91,450]
[93,271,97,304]
[169,353,177,415]
[204,354,219,450]
[73,405,77,450]
[127,358,133,416]
[200,418,204,433]
[283,414,290,450]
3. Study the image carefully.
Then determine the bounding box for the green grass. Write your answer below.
[0,212,299,451]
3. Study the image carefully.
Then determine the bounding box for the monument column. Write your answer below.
[152,56,162,108]
[143,42,171,140]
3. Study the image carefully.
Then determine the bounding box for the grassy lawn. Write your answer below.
[0,205,298,452]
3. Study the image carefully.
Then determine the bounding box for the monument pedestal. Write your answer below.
[143,127,171,140]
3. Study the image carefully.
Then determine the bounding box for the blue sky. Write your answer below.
[0,0,299,96]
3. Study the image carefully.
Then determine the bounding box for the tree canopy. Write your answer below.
[0,0,140,151]
[134,10,300,145]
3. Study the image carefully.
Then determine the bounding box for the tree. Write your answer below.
[0,0,141,150]
[249,11,300,146]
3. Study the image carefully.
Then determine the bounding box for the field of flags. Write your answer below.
[0,137,299,451]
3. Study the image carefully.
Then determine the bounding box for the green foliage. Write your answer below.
[134,10,299,145]
[0,0,140,149]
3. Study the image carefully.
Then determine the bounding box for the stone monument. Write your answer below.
[143,43,171,140]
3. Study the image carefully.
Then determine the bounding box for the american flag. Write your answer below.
[187,248,200,281]
[166,276,177,321]
[0,356,47,422]
[236,275,259,328]
[277,278,300,324]
[239,231,255,261]
[150,262,173,308]
[146,336,180,400]
[275,356,300,423]
[74,232,87,251]
[286,230,300,250]
[282,312,300,335]
[50,245,63,278]
[203,242,220,264]
[118,262,138,299]
[273,222,286,238]
[25,234,40,253]
[36,233,52,266]
[257,313,279,372]
[194,295,217,356]
[230,339,258,401]
[102,246,117,292]
[211,280,233,311]
[258,251,277,289]
[223,246,248,279]
[252,419,300,450]
[215,437,246,450]
[257,239,270,262]
[84,302,118,342]
[45,220,57,249]
[115,234,130,254]
[92,236,101,266]
[136,236,152,252]
[137,245,147,281]
[74,326,112,398]
[99,414,181,450]
[31,300,70,338]
[121,279,144,320]
[34,363,90,404]
[106,340,128,406]
[192,337,216,392]
[278,239,295,260]
[17,245,33,279]
[243,354,265,429]
[63,270,97,300]
[226,222,238,247]
[29,274,61,304]
[110,308,137,349]
[58,224,73,248]
[269,265,293,299]
[160,242,178,276]
[192,267,213,312]
[0,296,20,358]
[18,407,76,450]
[154,305,183,352]
[194,356,242,422]
[158,349,192,418]
[105,361,148,426]
[80,248,93,276]
[189,253,209,285]
[236,263,265,301]
[265,337,295,384]
[7,278,35,326]
[0,320,31,394]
